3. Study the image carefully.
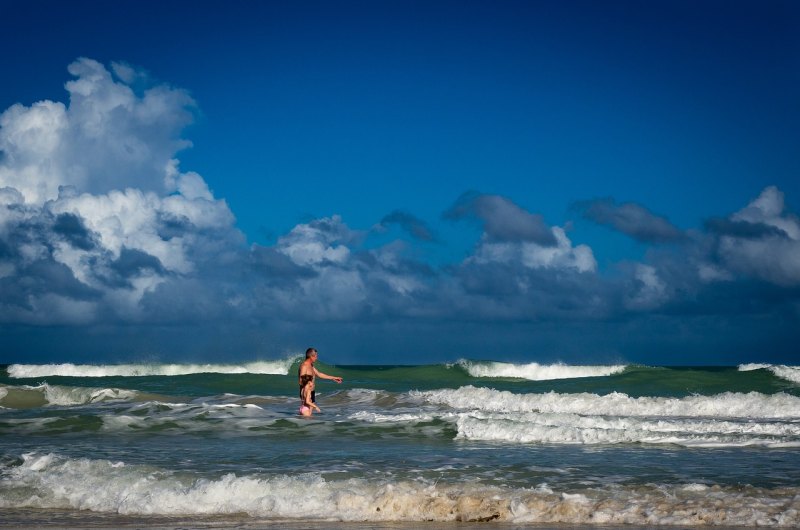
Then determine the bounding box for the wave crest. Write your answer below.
[413,386,800,419]
[406,386,800,447]
[1,453,797,526]
[457,360,626,380]
[0,383,138,408]
[454,412,800,448]
[739,364,800,384]
[7,359,297,378]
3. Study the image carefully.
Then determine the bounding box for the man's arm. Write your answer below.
[313,367,343,383]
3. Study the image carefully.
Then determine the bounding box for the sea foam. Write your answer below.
[1,453,797,526]
[454,413,800,448]
[409,386,800,447]
[458,360,626,380]
[7,359,297,378]
[412,386,800,419]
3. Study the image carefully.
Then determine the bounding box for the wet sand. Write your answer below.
[0,508,769,530]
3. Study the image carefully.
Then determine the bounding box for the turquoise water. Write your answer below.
[1,361,799,526]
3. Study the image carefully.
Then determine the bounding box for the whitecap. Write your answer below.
[8,359,298,378]
[739,363,800,384]
[412,386,800,419]
[458,360,626,380]
[2,452,798,526]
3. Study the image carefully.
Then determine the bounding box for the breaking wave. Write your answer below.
[408,386,800,447]
[453,412,800,448]
[739,364,800,384]
[1,453,796,526]
[7,359,297,378]
[413,386,800,419]
[0,383,139,408]
[457,360,626,380]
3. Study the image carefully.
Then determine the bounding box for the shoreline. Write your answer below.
[0,509,777,530]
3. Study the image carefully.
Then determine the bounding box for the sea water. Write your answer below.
[1,361,799,528]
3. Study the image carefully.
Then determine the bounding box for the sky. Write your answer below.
[1,0,799,365]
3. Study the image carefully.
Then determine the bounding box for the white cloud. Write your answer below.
[297,267,368,319]
[262,216,432,319]
[471,226,597,273]
[2,57,797,338]
[51,188,187,274]
[110,62,139,85]
[368,241,427,296]
[0,58,195,206]
[165,160,213,201]
[625,264,668,310]
[276,215,356,267]
[38,159,240,315]
[715,186,800,286]
[0,58,240,322]
[0,100,68,204]
[731,186,800,239]
[0,187,24,206]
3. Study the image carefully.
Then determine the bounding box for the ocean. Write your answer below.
[1,360,799,529]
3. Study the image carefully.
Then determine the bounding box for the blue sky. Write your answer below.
[1,0,799,365]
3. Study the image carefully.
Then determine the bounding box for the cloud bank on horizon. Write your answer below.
[1,59,799,361]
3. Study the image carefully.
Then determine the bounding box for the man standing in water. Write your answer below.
[298,348,342,415]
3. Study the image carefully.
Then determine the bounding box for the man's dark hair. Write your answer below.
[305,348,317,359]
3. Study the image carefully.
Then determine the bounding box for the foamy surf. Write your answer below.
[7,359,297,378]
[413,386,800,419]
[404,386,800,447]
[1,453,796,526]
[457,360,626,380]
[739,363,800,384]
[313,387,800,448]
[454,412,800,448]
[3,364,799,528]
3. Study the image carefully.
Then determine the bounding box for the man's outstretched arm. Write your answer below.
[313,367,343,383]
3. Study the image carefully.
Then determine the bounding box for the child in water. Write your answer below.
[299,374,320,416]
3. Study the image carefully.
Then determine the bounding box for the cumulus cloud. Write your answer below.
[575,197,684,243]
[704,186,800,287]
[624,264,669,311]
[0,58,195,205]
[1,57,798,354]
[608,185,800,317]
[468,226,596,274]
[445,192,595,275]
[276,215,361,267]
[251,215,438,321]
[0,56,437,328]
[438,193,603,321]
[0,58,241,324]
[444,191,558,246]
